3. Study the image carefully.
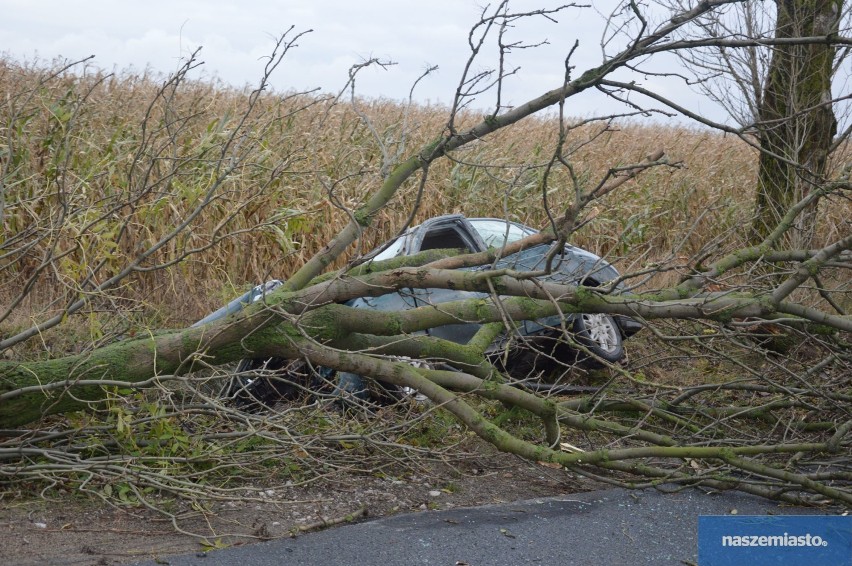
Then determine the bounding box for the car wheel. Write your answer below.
[224,357,305,410]
[334,358,430,406]
[572,313,624,363]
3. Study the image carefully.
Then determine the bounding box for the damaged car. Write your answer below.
[196,214,641,407]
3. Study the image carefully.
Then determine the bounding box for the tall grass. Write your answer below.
[1,58,847,349]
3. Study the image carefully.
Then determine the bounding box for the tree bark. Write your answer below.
[753,0,841,246]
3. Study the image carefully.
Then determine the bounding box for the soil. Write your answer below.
[0,442,603,566]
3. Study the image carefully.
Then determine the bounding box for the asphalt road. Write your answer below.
[137,487,829,566]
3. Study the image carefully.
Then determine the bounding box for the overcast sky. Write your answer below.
[1,0,727,121]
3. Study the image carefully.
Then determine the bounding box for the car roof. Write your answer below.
[369,214,606,266]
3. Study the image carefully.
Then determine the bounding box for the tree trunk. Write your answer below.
[753,0,840,247]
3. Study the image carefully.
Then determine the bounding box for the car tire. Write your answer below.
[224,357,305,410]
[572,313,624,363]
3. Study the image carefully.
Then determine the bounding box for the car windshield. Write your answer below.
[468,219,533,249]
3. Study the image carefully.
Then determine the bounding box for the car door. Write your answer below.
[406,215,489,344]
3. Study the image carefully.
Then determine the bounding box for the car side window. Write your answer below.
[468,219,533,249]
[419,227,475,252]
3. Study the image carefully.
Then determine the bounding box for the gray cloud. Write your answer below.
[0,0,724,120]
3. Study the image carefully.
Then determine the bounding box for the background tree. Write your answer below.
[754,0,842,246]
[667,0,849,246]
